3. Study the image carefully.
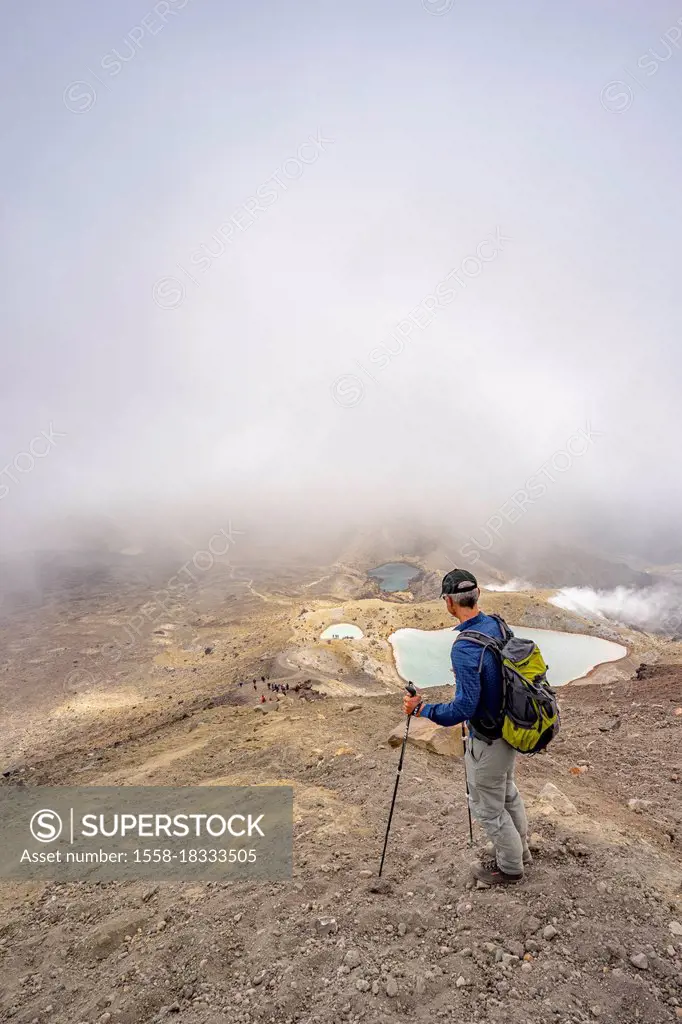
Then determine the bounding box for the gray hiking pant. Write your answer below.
[465,734,529,875]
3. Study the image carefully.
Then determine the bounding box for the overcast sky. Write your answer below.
[1,0,680,561]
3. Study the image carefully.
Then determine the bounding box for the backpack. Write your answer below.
[463,615,560,754]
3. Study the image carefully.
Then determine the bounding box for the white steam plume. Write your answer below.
[549,584,682,636]
[484,578,535,592]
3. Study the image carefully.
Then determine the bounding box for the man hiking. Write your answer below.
[403,568,531,884]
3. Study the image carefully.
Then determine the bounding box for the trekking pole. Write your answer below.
[462,723,474,845]
[378,682,417,877]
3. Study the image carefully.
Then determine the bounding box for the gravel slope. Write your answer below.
[1,660,681,1024]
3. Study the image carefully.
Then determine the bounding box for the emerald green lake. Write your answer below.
[389,625,626,688]
[368,562,420,592]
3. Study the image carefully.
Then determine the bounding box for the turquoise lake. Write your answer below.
[368,562,420,592]
[389,625,627,688]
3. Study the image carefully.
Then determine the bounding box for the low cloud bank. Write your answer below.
[549,584,682,637]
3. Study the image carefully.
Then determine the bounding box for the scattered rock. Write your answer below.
[543,925,558,940]
[528,832,543,852]
[455,976,468,987]
[387,717,465,758]
[629,953,649,970]
[627,798,653,813]
[537,782,576,815]
[342,703,361,712]
[385,976,398,997]
[89,912,150,961]
[344,949,361,969]
[669,921,682,937]
[315,918,338,936]
[369,880,392,895]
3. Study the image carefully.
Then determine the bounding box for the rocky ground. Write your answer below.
[0,557,681,1024]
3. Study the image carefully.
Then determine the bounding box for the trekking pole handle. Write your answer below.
[404,681,422,717]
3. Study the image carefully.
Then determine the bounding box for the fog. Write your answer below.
[2,0,681,569]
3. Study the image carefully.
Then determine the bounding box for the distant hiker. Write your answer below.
[403,569,531,885]
[260,694,265,703]
[253,681,257,691]
[261,675,266,682]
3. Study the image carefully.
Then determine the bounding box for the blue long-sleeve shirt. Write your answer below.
[419,611,504,732]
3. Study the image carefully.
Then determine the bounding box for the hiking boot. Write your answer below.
[484,841,533,867]
[471,857,523,886]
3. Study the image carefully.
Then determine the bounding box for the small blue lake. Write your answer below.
[320,623,364,640]
[368,562,420,592]
[389,625,627,688]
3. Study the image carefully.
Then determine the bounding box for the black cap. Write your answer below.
[440,568,478,597]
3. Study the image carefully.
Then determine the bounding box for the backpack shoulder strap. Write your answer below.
[488,614,514,642]
[455,629,504,673]
[455,629,506,730]
[458,629,503,649]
